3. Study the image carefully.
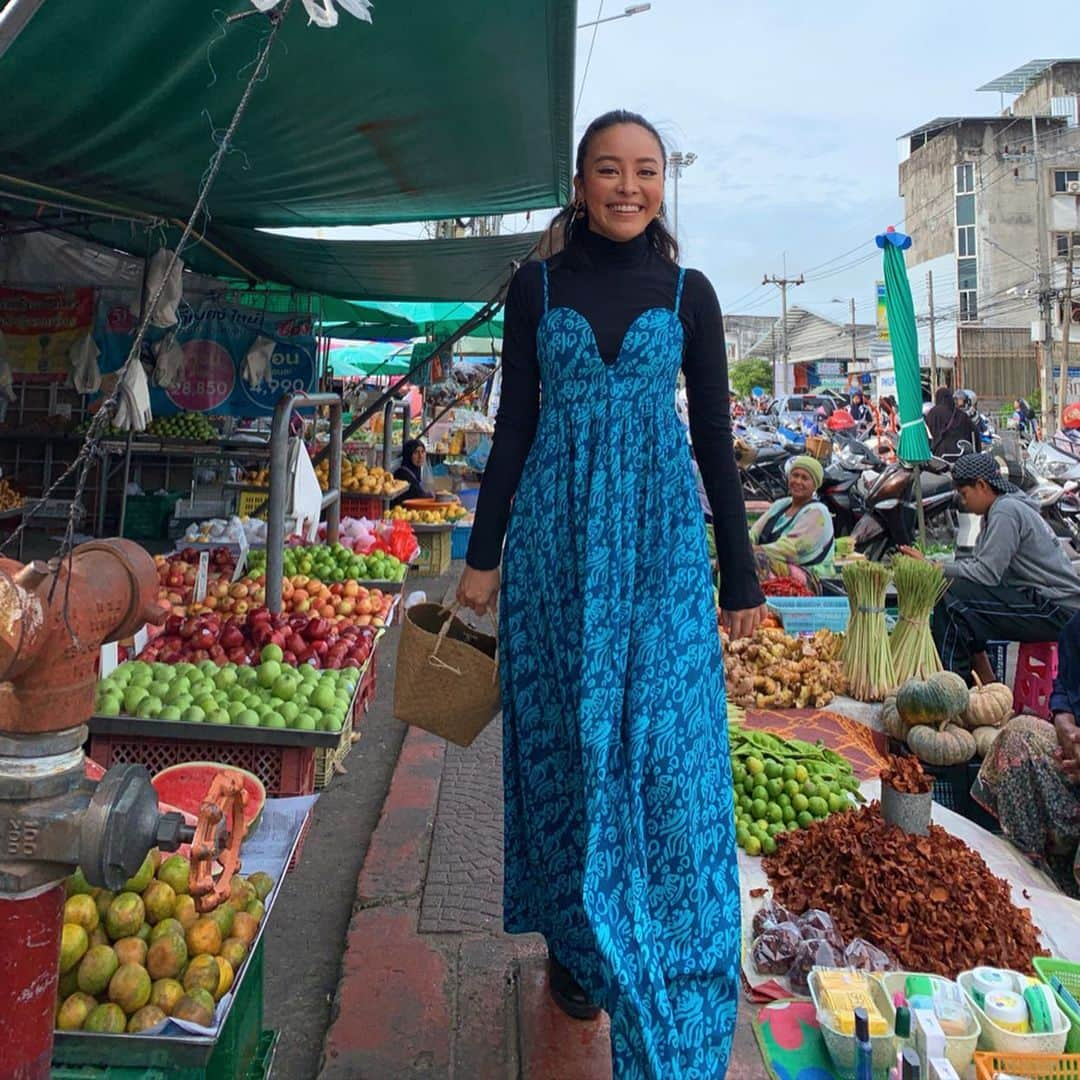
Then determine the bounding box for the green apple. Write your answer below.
[235,710,261,727]
[181,706,206,724]
[207,710,231,725]
[260,644,284,664]
[160,706,182,721]
[262,713,287,729]
[256,661,281,689]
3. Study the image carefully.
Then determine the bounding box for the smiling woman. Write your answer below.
[456,110,763,1079]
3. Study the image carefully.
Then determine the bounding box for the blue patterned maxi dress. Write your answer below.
[500,263,741,1079]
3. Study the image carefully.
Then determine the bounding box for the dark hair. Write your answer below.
[934,386,954,409]
[544,110,680,263]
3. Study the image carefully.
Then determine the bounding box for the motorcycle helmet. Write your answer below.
[825,408,855,432]
[1064,402,1080,430]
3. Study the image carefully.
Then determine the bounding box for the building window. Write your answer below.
[960,291,978,322]
[956,194,975,227]
[958,258,977,292]
[955,163,975,194]
[958,225,976,257]
[1056,232,1080,258]
[955,166,977,322]
[1054,169,1080,193]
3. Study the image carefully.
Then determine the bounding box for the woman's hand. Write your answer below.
[720,604,768,641]
[456,565,500,617]
[1053,712,1080,779]
[898,545,925,561]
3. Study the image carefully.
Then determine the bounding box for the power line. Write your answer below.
[575,0,604,119]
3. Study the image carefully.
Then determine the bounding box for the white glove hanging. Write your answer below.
[135,249,184,328]
[152,330,185,389]
[112,361,153,433]
[242,335,275,392]
[68,333,101,394]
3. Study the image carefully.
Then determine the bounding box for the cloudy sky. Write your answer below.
[564,0,1066,327]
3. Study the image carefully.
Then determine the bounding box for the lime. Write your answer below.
[801,781,818,798]
[765,804,783,824]
[781,805,796,823]
[763,760,782,780]
[794,765,809,784]
[742,776,756,796]
[796,810,814,828]
[753,820,769,836]
[765,778,784,798]
[746,757,765,776]
[731,765,746,785]
[792,793,809,813]
[751,785,768,803]
[750,798,768,820]
[815,782,832,800]
[781,763,796,781]
[744,835,762,856]
[761,836,777,855]
[808,796,829,818]
[777,793,791,809]
[827,793,846,813]
[735,828,750,848]
[783,779,800,798]
[766,822,784,837]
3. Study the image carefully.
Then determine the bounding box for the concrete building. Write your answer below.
[898,59,1080,403]
[722,314,776,363]
[748,307,882,393]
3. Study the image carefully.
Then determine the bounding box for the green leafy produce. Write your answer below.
[148,413,218,441]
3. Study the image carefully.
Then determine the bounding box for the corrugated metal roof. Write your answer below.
[977,59,1080,96]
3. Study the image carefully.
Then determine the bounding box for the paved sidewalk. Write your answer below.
[318,716,769,1078]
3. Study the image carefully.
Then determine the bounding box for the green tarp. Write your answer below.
[329,342,415,377]
[0,1,573,228]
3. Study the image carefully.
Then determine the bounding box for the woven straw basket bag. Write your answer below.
[393,602,501,747]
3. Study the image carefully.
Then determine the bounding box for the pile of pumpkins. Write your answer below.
[882,670,1014,765]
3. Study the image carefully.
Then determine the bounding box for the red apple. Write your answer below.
[227,646,248,664]
[286,632,307,656]
[311,640,329,658]
[282,650,297,665]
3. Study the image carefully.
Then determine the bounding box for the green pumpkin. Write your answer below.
[881,694,908,741]
[906,723,977,765]
[928,671,970,718]
[896,678,953,728]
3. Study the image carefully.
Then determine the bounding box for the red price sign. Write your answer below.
[166,340,235,412]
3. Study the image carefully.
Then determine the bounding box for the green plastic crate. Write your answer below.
[51,941,266,1079]
[122,493,183,541]
[1035,956,1080,1053]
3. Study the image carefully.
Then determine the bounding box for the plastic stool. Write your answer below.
[1012,641,1059,718]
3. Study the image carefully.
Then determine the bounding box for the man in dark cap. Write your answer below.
[901,453,1080,681]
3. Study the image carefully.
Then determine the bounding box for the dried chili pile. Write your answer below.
[880,755,932,795]
[762,803,1048,977]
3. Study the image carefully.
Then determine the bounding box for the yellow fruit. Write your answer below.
[83,1002,126,1033]
[60,923,89,973]
[247,872,273,901]
[173,895,198,930]
[185,917,222,958]
[127,1004,167,1033]
[76,944,118,995]
[64,895,100,934]
[105,892,145,940]
[108,963,152,1015]
[219,937,247,970]
[146,934,187,980]
[213,956,234,1000]
[113,937,148,967]
[56,991,98,1031]
[142,880,176,924]
[172,991,214,1027]
[149,978,185,1016]
[229,912,258,946]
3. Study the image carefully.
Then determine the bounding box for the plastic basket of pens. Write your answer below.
[974,1051,1080,1079]
[1034,958,1080,1053]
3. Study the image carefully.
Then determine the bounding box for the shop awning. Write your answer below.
[329,342,416,377]
[0,1,574,228]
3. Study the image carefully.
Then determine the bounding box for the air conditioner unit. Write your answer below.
[1067,180,1080,195]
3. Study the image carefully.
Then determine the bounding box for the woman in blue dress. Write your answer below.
[457,111,765,1079]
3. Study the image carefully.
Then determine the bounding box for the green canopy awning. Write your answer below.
[0,1,573,228]
[329,342,415,377]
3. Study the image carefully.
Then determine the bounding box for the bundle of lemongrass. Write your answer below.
[841,560,896,701]
[889,555,949,684]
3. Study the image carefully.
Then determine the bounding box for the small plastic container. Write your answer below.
[881,782,932,836]
[810,969,897,1079]
[973,1050,1080,1080]
[877,971,980,1075]
[959,969,1070,1054]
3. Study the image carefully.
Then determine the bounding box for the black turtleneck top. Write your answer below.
[466,228,764,613]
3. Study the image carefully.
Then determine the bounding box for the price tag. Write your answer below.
[230,531,250,583]
[132,625,149,655]
[194,551,210,602]
[99,641,119,677]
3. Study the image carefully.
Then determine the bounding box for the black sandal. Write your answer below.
[547,953,602,1021]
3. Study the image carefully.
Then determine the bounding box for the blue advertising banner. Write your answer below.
[95,301,319,417]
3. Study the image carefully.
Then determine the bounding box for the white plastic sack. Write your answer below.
[140,249,184,328]
[68,333,101,394]
[242,335,275,392]
[152,331,185,389]
[250,0,372,24]
[112,361,152,433]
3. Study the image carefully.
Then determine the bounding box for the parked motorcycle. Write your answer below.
[819,434,882,537]
[849,456,958,559]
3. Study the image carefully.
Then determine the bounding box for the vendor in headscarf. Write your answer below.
[749,454,835,591]
[393,438,433,504]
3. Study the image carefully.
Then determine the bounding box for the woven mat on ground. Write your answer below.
[738,708,886,780]
[751,999,840,1080]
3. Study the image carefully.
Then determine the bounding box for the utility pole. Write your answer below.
[1032,114,1055,437]
[849,297,859,370]
[669,151,697,241]
[763,273,804,394]
[927,270,939,394]
[1059,239,1076,426]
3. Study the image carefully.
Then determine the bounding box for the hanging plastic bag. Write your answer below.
[242,335,275,392]
[151,330,185,389]
[67,333,101,394]
[138,249,184,328]
[112,361,152,433]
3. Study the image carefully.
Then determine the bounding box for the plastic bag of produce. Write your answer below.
[751,921,803,975]
[797,909,842,947]
[843,938,893,974]
[788,937,844,996]
[752,898,795,937]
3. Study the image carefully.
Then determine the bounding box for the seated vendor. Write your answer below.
[749,454,835,591]
[972,614,1080,897]
[393,438,433,504]
[901,452,1080,683]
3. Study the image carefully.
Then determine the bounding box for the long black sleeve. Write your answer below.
[465,265,541,570]
[681,271,765,612]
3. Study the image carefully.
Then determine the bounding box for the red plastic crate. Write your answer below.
[340,494,384,521]
[87,733,316,796]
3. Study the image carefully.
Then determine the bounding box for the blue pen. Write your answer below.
[853,1007,873,1080]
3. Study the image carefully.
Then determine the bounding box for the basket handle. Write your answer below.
[429,603,498,682]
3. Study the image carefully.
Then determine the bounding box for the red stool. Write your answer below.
[1012,641,1059,718]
